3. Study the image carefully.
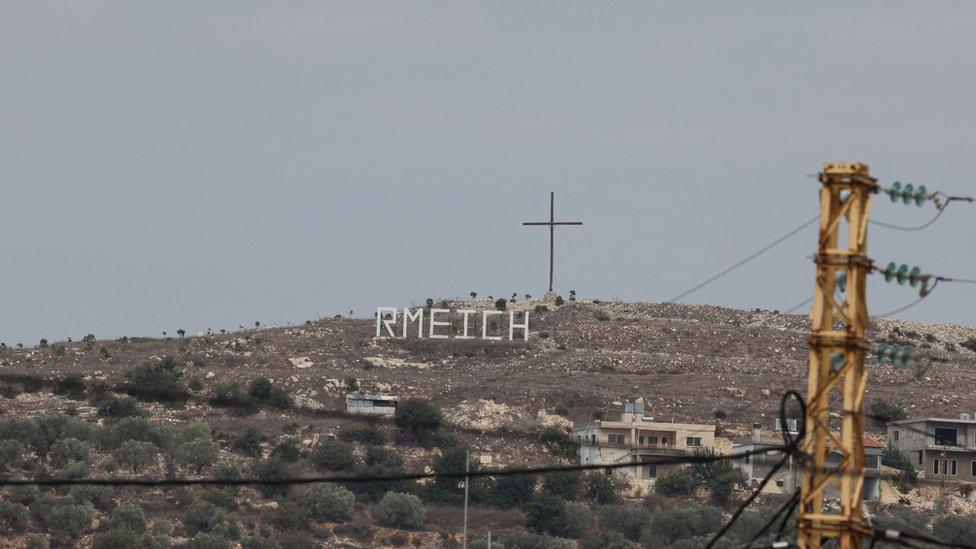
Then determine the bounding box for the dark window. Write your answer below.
[638,436,645,445]
[687,437,702,447]
[971,461,976,476]
[893,430,900,442]
[942,460,948,475]
[918,451,923,465]
[865,455,879,469]
[933,459,940,475]
[951,460,958,475]
[649,436,658,445]
[934,428,958,446]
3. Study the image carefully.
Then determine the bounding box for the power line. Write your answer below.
[0,445,787,488]
[668,216,819,303]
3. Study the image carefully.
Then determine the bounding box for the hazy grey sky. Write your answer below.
[2,2,975,344]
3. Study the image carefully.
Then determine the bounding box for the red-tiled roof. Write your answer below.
[863,436,883,448]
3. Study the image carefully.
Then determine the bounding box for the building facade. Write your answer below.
[573,399,716,485]
[888,414,976,482]
[345,394,398,416]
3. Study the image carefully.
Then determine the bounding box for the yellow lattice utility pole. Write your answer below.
[798,163,877,549]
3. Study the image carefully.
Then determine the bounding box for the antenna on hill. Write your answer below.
[522,192,583,293]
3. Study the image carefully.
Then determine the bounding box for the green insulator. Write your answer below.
[902,183,914,205]
[896,264,910,285]
[830,352,845,372]
[908,266,922,287]
[884,262,897,283]
[915,184,928,206]
[889,181,902,202]
[876,342,889,361]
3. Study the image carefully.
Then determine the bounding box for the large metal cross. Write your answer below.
[522,192,583,292]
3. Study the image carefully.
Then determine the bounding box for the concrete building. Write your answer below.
[573,399,716,485]
[887,413,976,482]
[733,423,882,500]
[345,394,398,416]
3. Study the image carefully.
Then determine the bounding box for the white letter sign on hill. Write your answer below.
[375,307,529,342]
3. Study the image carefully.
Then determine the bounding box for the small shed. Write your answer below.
[345,394,398,416]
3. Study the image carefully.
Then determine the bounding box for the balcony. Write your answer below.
[600,442,692,456]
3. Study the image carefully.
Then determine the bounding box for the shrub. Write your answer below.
[113,440,158,472]
[583,472,624,504]
[93,528,140,549]
[654,470,697,497]
[183,500,241,540]
[640,505,722,546]
[53,373,87,400]
[242,536,280,549]
[579,531,639,549]
[310,439,356,471]
[25,535,48,549]
[270,439,301,462]
[598,505,650,541]
[231,428,264,457]
[42,502,94,543]
[494,298,507,311]
[394,398,443,437]
[110,503,146,533]
[534,305,549,314]
[68,485,114,512]
[33,414,97,457]
[50,437,91,468]
[277,531,317,549]
[210,382,256,414]
[931,515,976,546]
[539,426,577,458]
[338,423,386,445]
[688,450,748,504]
[104,417,174,450]
[212,461,243,483]
[0,500,28,533]
[7,485,39,505]
[251,457,292,497]
[870,401,908,423]
[177,439,219,473]
[542,470,583,500]
[0,418,38,450]
[248,377,291,409]
[881,443,918,493]
[95,395,146,420]
[187,533,231,549]
[962,338,976,352]
[525,493,565,535]
[349,450,414,502]
[557,501,593,539]
[555,296,565,306]
[273,501,309,531]
[375,492,425,529]
[0,439,25,471]
[499,531,574,549]
[188,378,204,391]
[120,358,187,403]
[305,484,356,522]
[493,472,537,508]
[425,445,484,505]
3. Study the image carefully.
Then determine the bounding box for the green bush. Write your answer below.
[931,515,976,547]
[241,536,281,549]
[525,493,565,535]
[53,373,87,400]
[310,439,356,471]
[424,445,487,505]
[338,423,386,445]
[231,428,265,457]
[248,377,291,409]
[182,500,241,540]
[93,528,141,549]
[273,501,309,531]
[41,502,94,543]
[374,492,425,530]
[0,439,25,471]
[68,485,114,512]
[104,417,174,450]
[50,437,91,468]
[557,501,592,539]
[305,484,356,522]
[640,505,722,546]
[187,533,231,549]
[499,531,574,549]
[113,440,158,472]
[555,296,565,306]
[349,449,413,502]
[688,450,747,504]
[94,394,146,420]
[870,401,908,423]
[270,439,301,462]
[120,358,187,403]
[177,439,219,473]
[7,485,39,505]
[654,470,697,497]
[0,500,29,533]
[598,505,651,541]
[495,298,508,311]
[394,398,443,437]
[251,456,293,497]
[579,531,639,549]
[110,503,146,533]
[542,470,583,500]
[493,471,537,508]
[583,472,624,504]
[210,382,256,414]
[213,461,243,483]
[881,443,918,493]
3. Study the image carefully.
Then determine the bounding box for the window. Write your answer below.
[687,437,703,447]
[661,437,669,446]
[865,454,879,469]
[951,460,958,476]
[638,435,645,445]
[942,460,948,475]
[972,461,976,476]
[642,465,657,478]
[893,430,900,442]
[918,451,924,465]
[608,434,625,445]
[649,436,658,446]
[934,428,958,446]
[933,459,940,475]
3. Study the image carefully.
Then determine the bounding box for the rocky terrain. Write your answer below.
[0,297,972,548]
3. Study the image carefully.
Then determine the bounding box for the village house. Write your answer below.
[345,394,398,417]
[887,413,976,482]
[573,398,716,486]
[733,421,882,500]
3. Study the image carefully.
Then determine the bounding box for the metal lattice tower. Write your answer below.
[798,162,877,548]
